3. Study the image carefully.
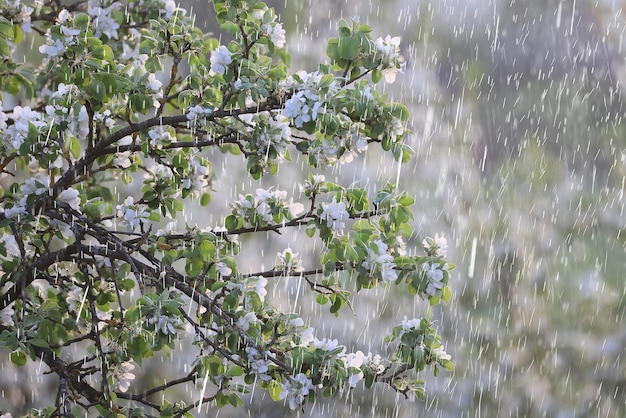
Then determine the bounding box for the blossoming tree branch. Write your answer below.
[0,0,453,416]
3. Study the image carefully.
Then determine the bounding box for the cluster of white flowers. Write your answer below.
[262,22,286,48]
[39,10,82,59]
[113,136,134,168]
[238,112,292,159]
[210,45,232,76]
[283,89,323,128]
[241,276,268,303]
[57,187,81,211]
[0,1,33,33]
[422,233,449,257]
[112,361,136,393]
[182,158,210,197]
[235,311,258,331]
[147,125,175,149]
[338,350,368,387]
[116,196,150,230]
[0,304,14,327]
[2,174,53,219]
[0,233,21,260]
[1,105,47,151]
[432,345,452,361]
[319,201,349,233]
[373,35,404,83]
[159,0,185,19]
[186,105,214,122]
[275,247,304,273]
[299,174,326,195]
[400,316,421,335]
[282,71,338,129]
[88,0,121,39]
[45,84,90,143]
[361,239,398,283]
[233,188,304,224]
[422,262,448,296]
[279,373,315,410]
[308,131,368,168]
[245,347,272,381]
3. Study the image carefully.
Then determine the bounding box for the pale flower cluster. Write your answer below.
[182,158,210,197]
[46,84,90,141]
[422,262,449,296]
[112,361,136,393]
[238,112,292,159]
[186,105,214,122]
[309,131,369,168]
[88,0,121,39]
[373,35,404,83]
[210,45,232,76]
[245,347,272,381]
[280,373,315,410]
[319,201,349,233]
[116,196,150,230]
[233,188,304,224]
[275,247,304,273]
[423,233,449,257]
[1,105,47,151]
[282,71,337,129]
[361,239,398,283]
[39,10,82,59]
[261,21,286,48]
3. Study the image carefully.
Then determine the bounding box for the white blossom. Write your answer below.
[312,337,342,352]
[423,234,448,257]
[374,35,404,83]
[19,5,34,32]
[253,276,268,302]
[262,22,286,48]
[236,311,257,331]
[433,345,452,361]
[147,74,163,93]
[88,0,121,39]
[113,361,135,393]
[246,347,271,381]
[116,196,150,230]
[186,105,213,122]
[422,262,448,296]
[400,316,421,335]
[280,373,315,410]
[215,261,232,277]
[275,247,304,272]
[0,304,14,326]
[148,126,174,148]
[209,45,232,76]
[362,239,398,282]
[0,234,21,259]
[57,188,81,210]
[320,201,349,232]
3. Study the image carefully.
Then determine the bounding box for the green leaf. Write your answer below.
[371,68,382,84]
[338,36,361,60]
[220,22,239,35]
[67,136,82,160]
[10,351,26,366]
[269,380,282,401]
[200,193,211,206]
[129,93,153,114]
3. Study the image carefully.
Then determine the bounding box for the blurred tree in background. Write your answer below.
[0,0,455,416]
